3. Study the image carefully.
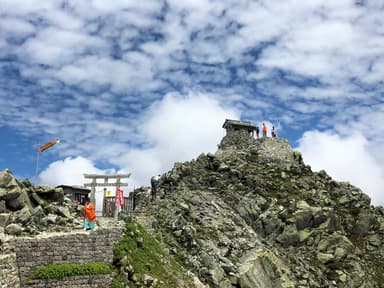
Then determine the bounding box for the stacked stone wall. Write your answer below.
[253,137,295,165]
[0,227,124,288]
[26,274,114,288]
[218,131,295,166]
[0,253,20,288]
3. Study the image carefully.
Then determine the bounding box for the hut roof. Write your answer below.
[222,119,256,131]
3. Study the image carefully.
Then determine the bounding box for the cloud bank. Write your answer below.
[297,131,384,205]
[39,92,239,188]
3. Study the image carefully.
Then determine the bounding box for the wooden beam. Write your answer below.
[84,183,128,187]
[83,174,131,179]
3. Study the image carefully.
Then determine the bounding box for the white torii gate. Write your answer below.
[84,173,130,220]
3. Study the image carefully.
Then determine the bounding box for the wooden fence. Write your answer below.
[103,193,135,217]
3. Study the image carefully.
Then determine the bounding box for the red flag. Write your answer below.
[39,138,60,152]
[120,189,124,206]
[115,188,124,207]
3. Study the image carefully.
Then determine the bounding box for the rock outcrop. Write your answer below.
[0,169,83,238]
[136,132,384,287]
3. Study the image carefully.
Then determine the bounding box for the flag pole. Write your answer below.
[35,145,40,181]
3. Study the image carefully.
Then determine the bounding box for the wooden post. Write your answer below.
[114,177,122,221]
[90,178,96,205]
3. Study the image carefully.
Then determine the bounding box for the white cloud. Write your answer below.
[0,17,35,37]
[19,28,108,66]
[39,156,105,187]
[113,92,240,187]
[37,92,239,190]
[297,131,384,206]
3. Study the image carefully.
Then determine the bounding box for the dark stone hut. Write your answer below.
[222,119,257,136]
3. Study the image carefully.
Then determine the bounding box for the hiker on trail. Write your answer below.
[151,174,161,201]
[262,123,267,137]
[271,126,277,138]
[83,198,96,230]
[255,126,260,138]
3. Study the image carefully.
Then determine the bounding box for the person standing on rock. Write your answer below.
[262,123,268,137]
[255,126,260,138]
[83,198,96,230]
[151,175,161,201]
[271,126,277,138]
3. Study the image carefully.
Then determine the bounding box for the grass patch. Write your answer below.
[29,262,112,280]
[111,221,192,288]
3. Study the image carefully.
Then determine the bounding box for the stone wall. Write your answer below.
[0,253,20,288]
[26,274,114,288]
[218,130,295,167]
[0,227,124,288]
[252,137,295,166]
[0,235,20,288]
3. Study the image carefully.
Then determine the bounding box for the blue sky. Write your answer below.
[0,0,383,204]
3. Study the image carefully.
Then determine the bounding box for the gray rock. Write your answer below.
[238,249,294,288]
[31,205,45,222]
[294,209,313,230]
[15,206,32,224]
[352,211,373,236]
[5,223,23,235]
[0,169,18,189]
[43,214,58,225]
[6,191,30,210]
[316,252,334,264]
[36,186,64,203]
[56,206,71,218]
[30,192,46,207]
[0,213,10,227]
[276,225,299,247]
[0,200,6,213]
[0,231,5,244]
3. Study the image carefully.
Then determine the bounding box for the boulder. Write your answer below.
[352,211,374,236]
[6,190,30,210]
[0,213,10,227]
[5,223,23,235]
[276,225,299,247]
[316,252,334,264]
[30,192,46,207]
[294,209,313,230]
[36,186,64,203]
[0,169,18,189]
[0,200,6,213]
[56,206,71,218]
[15,206,32,224]
[238,249,294,288]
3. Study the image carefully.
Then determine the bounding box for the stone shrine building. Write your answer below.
[222,119,257,137]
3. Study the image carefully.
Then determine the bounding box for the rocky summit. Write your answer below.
[136,130,384,288]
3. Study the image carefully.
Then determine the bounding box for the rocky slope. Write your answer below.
[139,131,384,288]
[0,169,83,239]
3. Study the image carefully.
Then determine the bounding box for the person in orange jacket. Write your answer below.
[262,123,268,137]
[83,198,96,230]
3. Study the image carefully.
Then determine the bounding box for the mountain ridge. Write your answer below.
[134,131,384,287]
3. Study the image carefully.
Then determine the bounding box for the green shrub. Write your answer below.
[30,262,112,280]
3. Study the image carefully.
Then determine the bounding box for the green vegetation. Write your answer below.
[29,262,112,280]
[111,221,192,288]
[109,276,125,288]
